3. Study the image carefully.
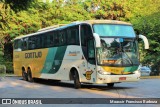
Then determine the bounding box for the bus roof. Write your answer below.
[14,20,132,40]
[84,20,132,25]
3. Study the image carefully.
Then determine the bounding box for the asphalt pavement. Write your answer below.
[0,76,159,107]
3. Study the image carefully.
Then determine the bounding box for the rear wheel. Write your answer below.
[27,68,33,82]
[73,70,81,89]
[107,83,114,88]
[22,70,28,81]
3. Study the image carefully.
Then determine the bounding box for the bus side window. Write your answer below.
[18,39,22,51]
[59,29,67,46]
[42,34,48,48]
[14,40,18,50]
[88,39,95,59]
[67,26,79,45]
[81,24,93,46]
[22,38,28,51]
[28,36,36,50]
[36,35,42,49]
[14,39,22,51]
[49,32,54,47]
[53,31,59,46]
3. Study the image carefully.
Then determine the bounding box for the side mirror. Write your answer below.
[93,33,101,47]
[138,34,149,49]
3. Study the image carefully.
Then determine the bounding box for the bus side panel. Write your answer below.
[13,51,22,76]
[39,46,80,80]
[13,49,49,78]
[39,46,97,83]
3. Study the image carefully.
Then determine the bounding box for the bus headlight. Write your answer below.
[98,70,109,75]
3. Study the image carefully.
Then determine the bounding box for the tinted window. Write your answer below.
[49,31,54,47]
[41,34,48,48]
[81,24,93,46]
[28,36,37,50]
[59,29,67,46]
[88,39,95,59]
[67,26,79,45]
[14,40,18,49]
[36,35,42,49]
[14,39,22,50]
[53,31,59,46]
[22,38,28,50]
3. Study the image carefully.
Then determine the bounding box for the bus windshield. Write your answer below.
[96,38,139,66]
[93,24,136,37]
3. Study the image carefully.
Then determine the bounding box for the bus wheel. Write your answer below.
[27,68,33,82]
[73,70,81,89]
[107,83,114,88]
[22,70,28,81]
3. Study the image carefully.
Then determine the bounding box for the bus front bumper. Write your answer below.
[96,72,140,84]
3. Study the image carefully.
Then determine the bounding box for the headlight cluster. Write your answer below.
[98,70,109,75]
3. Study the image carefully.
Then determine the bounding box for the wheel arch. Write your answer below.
[27,65,33,73]
[69,66,81,82]
[26,65,33,77]
[22,66,26,73]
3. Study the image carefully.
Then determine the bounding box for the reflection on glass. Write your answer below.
[97,38,139,66]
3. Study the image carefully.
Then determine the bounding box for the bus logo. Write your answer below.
[83,71,93,80]
[68,51,80,56]
[25,52,42,59]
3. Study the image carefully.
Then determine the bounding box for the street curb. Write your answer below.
[140,76,160,79]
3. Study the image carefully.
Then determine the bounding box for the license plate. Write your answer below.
[119,77,126,81]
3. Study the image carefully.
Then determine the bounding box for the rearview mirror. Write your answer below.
[138,34,149,49]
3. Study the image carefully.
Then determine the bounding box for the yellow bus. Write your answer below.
[13,20,149,88]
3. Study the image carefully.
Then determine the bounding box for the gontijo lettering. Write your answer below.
[25,52,42,58]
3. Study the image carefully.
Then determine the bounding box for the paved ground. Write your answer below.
[0,77,160,107]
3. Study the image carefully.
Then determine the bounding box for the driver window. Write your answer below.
[88,39,95,59]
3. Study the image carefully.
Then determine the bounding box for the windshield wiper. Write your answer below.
[122,48,134,66]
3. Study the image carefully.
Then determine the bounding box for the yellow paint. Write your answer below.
[85,71,93,80]
[13,49,48,78]
[102,66,130,74]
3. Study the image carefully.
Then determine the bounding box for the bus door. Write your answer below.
[81,24,96,82]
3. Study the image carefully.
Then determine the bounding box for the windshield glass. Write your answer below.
[97,38,139,66]
[93,24,135,37]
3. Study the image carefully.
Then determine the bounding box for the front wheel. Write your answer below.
[107,83,114,88]
[73,71,81,89]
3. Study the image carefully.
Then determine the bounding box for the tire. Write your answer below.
[22,70,28,81]
[27,69,34,82]
[107,83,114,88]
[73,70,81,89]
